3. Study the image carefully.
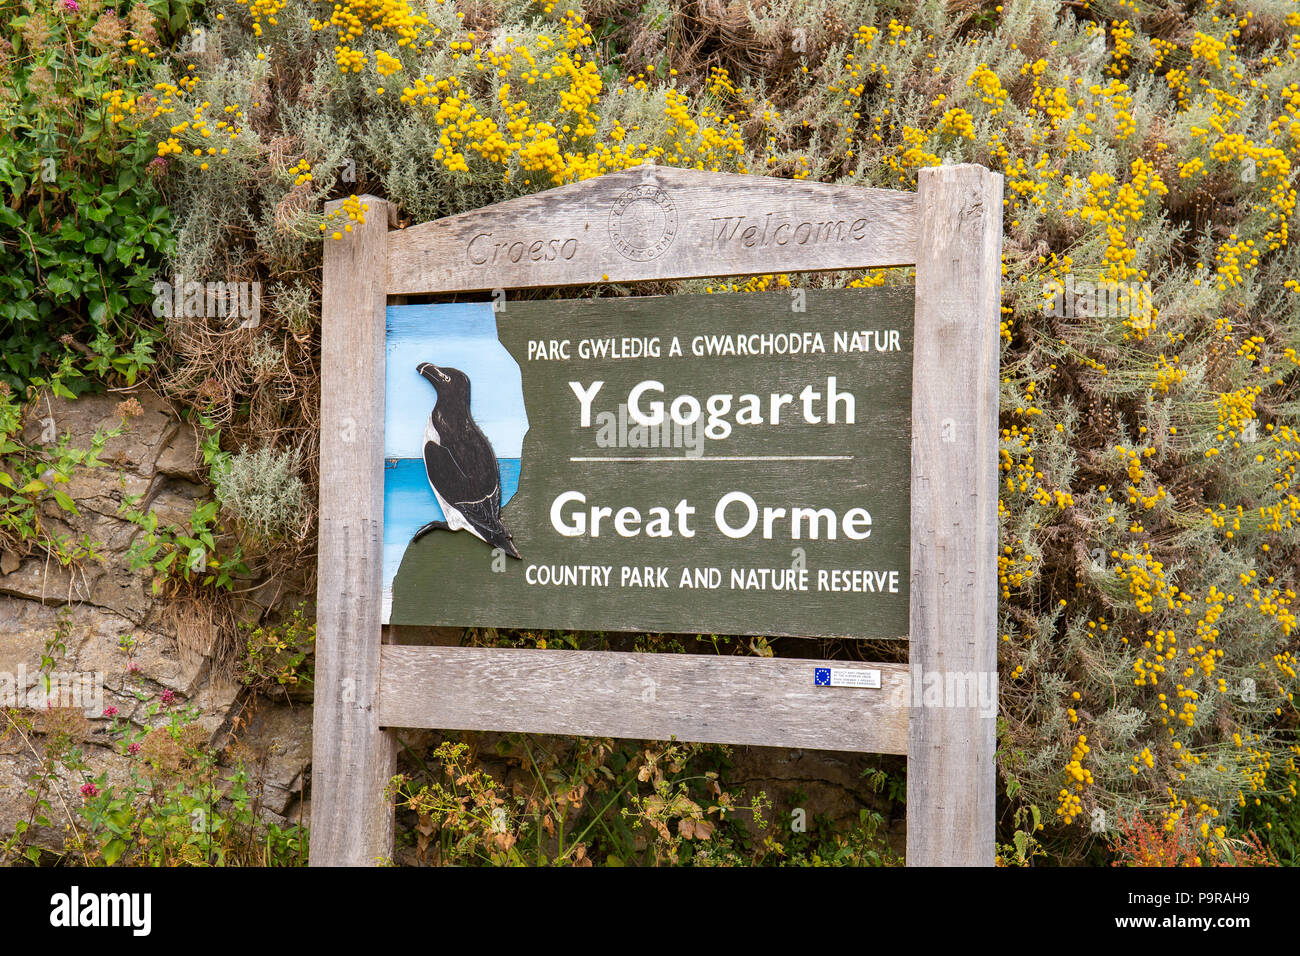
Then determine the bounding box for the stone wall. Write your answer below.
[0,389,311,852]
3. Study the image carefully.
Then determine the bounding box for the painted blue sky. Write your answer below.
[385,302,527,459]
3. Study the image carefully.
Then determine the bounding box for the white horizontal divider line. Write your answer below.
[569,455,855,462]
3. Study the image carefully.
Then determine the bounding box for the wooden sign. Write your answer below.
[382,289,913,638]
[311,165,1003,868]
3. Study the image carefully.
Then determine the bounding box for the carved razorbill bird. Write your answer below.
[411,362,521,558]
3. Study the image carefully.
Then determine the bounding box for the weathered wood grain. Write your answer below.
[906,165,1002,866]
[379,645,909,754]
[386,166,918,295]
[311,195,400,866]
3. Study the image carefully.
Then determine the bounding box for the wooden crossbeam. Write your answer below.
[379,645,909,755]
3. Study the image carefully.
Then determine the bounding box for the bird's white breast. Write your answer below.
[422,414,485,542]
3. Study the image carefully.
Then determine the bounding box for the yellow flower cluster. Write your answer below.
[967,64,1008,116]
[1115,545,1184,617]
[704,274,792,294]
[153,96,242,168]
[320,195,369,240]
[230,0,288,38]
[126,35,157,62]
[1108,20,1136,76]
[1150,354,1186,394]
[1024,60,1073,129]
[1190,31,1229,70]
[938,107,975,140]
[893,125,941,174]
[1130,747,1155,774]
[1212,386,1262,450]
[308,0,430,49]
[375,50,404,77]
[997,537,1036,599]
[1057,736,1094,825]
[101,89,138,125]
[335,46,367,73]
[308,8,748,185]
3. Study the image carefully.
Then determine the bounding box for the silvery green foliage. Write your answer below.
[246,336,285,379]
[214,445,308,541]
[267,279,315,334]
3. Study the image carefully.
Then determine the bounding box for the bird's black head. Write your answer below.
[417,363,471,406]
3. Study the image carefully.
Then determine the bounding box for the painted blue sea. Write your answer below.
[383,458,521,604]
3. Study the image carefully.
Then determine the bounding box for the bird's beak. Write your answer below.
[417,363,446,385]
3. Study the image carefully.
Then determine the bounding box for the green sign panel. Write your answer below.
[383,288,913,638]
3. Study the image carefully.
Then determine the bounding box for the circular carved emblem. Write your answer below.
[608,184,678,261]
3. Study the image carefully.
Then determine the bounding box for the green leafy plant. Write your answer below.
[390,736,897,867]
[0,367,127,564]
[119,494,248,594]
[0,0,179,394]
[0,706,90,866]
[71,697,307,866]
[239,603,315,697]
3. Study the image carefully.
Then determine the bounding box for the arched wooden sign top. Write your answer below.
[386,166,919,295]
[312,164,1002,868]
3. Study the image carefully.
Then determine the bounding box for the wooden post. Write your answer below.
[310,195,399,866]
[907,165,1003,866]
